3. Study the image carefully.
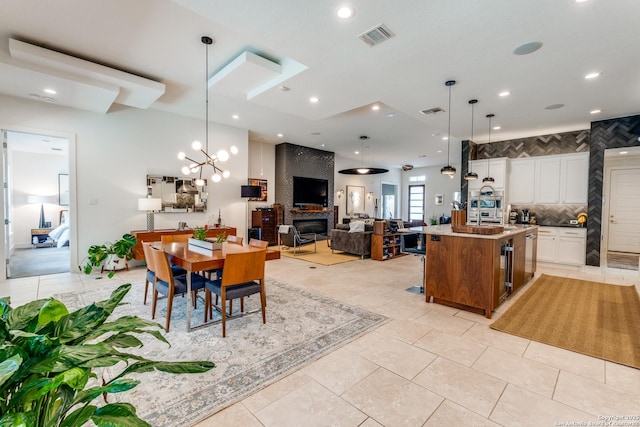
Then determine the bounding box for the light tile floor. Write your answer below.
[2,256,639,426]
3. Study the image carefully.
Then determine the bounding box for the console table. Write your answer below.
[130,227,236,260]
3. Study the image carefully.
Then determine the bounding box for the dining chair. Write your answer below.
[226,235,243,245]
[142,242,157,305]
[150,245,206,332]
[161,234,190,243]
[203,249,267,337]
[249,238,268,249]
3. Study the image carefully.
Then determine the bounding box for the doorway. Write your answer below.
[2,130,71,278]
[381,182,398,220]
[603,147,640,269]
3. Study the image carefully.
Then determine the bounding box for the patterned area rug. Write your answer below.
[55,279,386,426]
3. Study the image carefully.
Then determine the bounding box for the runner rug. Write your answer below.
[490,274,640,369]
[55,278,386,426]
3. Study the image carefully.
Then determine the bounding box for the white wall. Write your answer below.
[401,165,461,222]
[334,156,402,221]
[247,139,275,208]
[0,94,249,273]
[11,151,68,248]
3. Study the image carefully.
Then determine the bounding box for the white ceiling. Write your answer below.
[0,0,638,169]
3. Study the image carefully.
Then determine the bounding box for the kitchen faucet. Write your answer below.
[476,184,497,226]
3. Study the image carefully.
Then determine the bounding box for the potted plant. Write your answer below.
[79,233,138,278]
[0,284,215,426]
[429,214,439,226]
[189,226,225,251]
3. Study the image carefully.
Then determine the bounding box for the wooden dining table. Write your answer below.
[154,241,280,332]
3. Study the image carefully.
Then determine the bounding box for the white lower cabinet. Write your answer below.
[537,227,586,266]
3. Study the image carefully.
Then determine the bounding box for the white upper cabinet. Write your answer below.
[468,158,507,191]
[506,152,589,205]
[507,158,535,204]
[534,157,561,203]
[560,154,589,204]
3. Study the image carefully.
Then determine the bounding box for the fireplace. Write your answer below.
[293,219,328,235]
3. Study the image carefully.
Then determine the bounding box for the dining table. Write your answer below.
[155,241,280,332]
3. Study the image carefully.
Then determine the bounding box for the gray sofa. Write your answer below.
[329,223,373,259]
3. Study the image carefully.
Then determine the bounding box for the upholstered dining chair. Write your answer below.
[203,249,267,337]
[160,234,190,243]
[278,225,317,255]
[150,245,206,332]
[249,238,268,249]
[142,241,188,304]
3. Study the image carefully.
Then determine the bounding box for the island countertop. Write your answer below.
[403,223,538,239]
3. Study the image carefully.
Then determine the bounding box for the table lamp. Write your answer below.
[27,195,51,228]
[138,198,162,231]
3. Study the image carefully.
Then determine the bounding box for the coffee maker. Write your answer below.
[520,209,530,224]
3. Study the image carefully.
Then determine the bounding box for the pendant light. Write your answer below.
[338,135,389,174]
[482,113,495,184]
[440,80,456,176]
[177,36,238,185]
[464,99,479,180]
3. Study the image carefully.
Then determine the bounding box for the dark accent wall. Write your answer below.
[275,143,335,227]
[587,114,640,265]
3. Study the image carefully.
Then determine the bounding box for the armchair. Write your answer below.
[278,225,317,255]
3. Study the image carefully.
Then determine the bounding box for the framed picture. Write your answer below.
[346,185,365,215]
[248,178,267,201]
[58,173,69,206]
[435,194,444,205]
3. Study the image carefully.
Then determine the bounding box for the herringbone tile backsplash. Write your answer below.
[510,205,587,225]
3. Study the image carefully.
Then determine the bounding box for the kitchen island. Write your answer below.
[406,224,538,318]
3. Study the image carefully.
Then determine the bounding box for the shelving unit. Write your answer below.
[371,221,406,261]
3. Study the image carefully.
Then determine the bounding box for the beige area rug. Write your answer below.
[54,279,386,426]
[607,251,639,271]
[279,242,363,265]
[491,274,640,369]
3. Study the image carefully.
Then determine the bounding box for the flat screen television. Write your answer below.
[293,176,328,207]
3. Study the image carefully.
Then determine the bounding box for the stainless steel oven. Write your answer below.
[467,189,504,224]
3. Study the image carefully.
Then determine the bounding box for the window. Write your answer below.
[408,185,425,222]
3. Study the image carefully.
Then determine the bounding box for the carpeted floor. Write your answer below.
[491,274,640,369]
[607,251,639,271]
[8,246,70,278]
[54,278,386,426]
[279,242,363,265]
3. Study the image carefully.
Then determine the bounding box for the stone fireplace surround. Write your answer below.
[275,143,336,232]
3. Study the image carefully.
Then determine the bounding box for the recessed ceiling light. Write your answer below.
[355,151,360,155]
[437,150,442,153]
[513,41,543,56]
[545,103,565,110]
[232,114,239,119]
[590,109,602,114]
[575,0,588,3]
[277,133,284,137]
[619,151,628,155]
[309,96,319,103]
[442,137,448,140]
[493,126,501,130]
[585,72,601,79]
[385,112,397,118]
[499,91,511,97]
[44,88,57,95]
[336,6,355,19]
[321,144,325,147]
[372,105,380,111]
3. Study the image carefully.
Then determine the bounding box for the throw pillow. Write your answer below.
[349,221,365,233]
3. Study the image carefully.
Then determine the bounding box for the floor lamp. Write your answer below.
[241,185,262,240]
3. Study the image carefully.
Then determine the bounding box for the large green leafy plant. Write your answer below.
[0,284,215,426]
[79,233,138,278]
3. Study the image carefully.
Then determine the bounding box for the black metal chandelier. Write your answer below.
[177,36,238,185]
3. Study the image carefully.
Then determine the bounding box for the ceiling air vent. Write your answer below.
[420,107,445,115]
[358,24,395,47]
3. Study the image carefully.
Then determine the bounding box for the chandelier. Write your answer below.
[440,80,456,176]
[178,36,238,185]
